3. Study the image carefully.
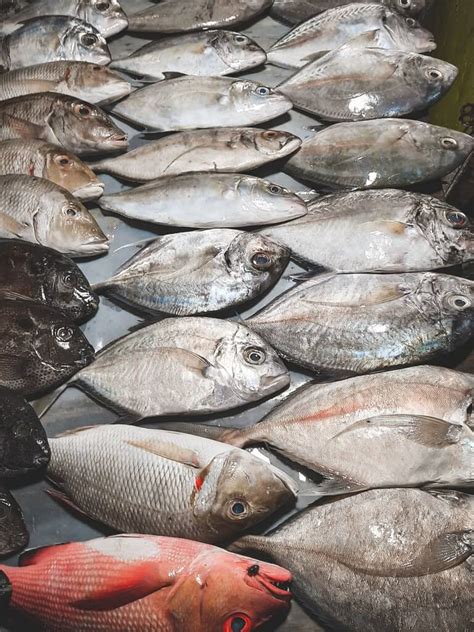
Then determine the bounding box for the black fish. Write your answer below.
[0,487,28,557]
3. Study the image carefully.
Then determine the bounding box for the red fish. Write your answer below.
[0,534,292,631]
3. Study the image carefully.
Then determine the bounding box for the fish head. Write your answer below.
[387,0,426,16]
[433,274,474,323]
[226,232,290,287]
[230,80,292,119]
[78,0,128,38]
[384,11,436,53]
[241,176,307,220]
[409,123,474,173]
[64,63,132,106]
[253,130,302,158]
[0,489,28,557]
[62,19,111,65]
[43,145,104,200]
[402,55,458,102]
[210,31,267,72]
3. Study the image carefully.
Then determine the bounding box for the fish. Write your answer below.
[267,3,436,69]
[36,317,290,419]
[0,488,28,557]
[127,0,273,33]
[110,76,293,131]
[247,272,474,375]
[0,534,292,631]
[0,17,111,71]
[0,175,109,257]
[285,119,474,190]
[232,488,474,632]
[94,230,290,316]
[98,173,307,228]
[0,299,95,398]
[90,128,302,183]
[0,240,99,322]
[0,93,128,156]
[0,140,103,200]
[278,36,458,121]
[110,30,266,80]
[0,61,132,105]
[262,189,474,273]
[0,386,50,477]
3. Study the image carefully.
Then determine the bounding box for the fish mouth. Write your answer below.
[262,371,290,393]
[420,39,437,52]
[102,16,129,38]
[255,574,292,604]
[73,182,105,201]
[78,237,110,256]
[107,133,128,148]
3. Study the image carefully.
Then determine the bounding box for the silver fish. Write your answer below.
[233,488,474,632]
[47,424,298,543]
[111,31,266,80]
[268,3,436,69]
[94,230,290,316]
[0,175,109,256]
[90,128,302,183]
[285,119,474,190]
[247,272,474,374]
[0,61,131,105]
[128,0,273,33]
[262,189,473,273]
[99,173,307,228]
[111,77,293,131]
[0,17,111,71]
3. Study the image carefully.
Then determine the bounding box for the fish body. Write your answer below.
[0,93,128,156]
[0,175,108,256]
[233,488,474,632]
[99,173,307,228]
[285,119,474,189]
[111,31,266,80]
[0,534,292,631]
[0,488,28,557]
[268,3,435,69]
[247,272,474,374]
[90,128,302,183]
[262,189,473,272]
[111,76,292,131]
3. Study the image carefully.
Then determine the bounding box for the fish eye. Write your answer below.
[96,1,110,10]
[448,295,471,310]
[255,86,271,97]
[229,500,248,518]
[226,615,252,632]
[266,183,283,194]
[399,0,410,6]
[92,65,102,71]
[263,131,278,139]
[55,155,72,167]
[234,34,248,44]
[405,17,416,27]
[247,564,259,576]
[243,346,267,365]
[74,103,93,118]
[441,137,458,150]
[445,210,467,227]
[81,33,98,47]
[63,272,74,286]
[251,252,273,270]
[65,207,78,217]
[426,68,442,80]
[55,326,74,342]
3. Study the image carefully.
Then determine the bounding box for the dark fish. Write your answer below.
[0,487,28,557]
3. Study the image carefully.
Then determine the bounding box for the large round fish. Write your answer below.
[99,173,307,228]
[0,240,99,322]
[233,489,473,632]
[0,93,128,156]
[0,17,111,71]
[0,175,109,257]
[94,230,290,316]
[48,425,298,542]
[111,77,293,131]
[90,128,302,183]
[262,189,474,272]
[0,140,103,200]
[247,272,474,374]
[0,300,95,398]
[37,317,290,419]
[0,61,131,105]
[128,0,273,33]
[0,488,28,557]
[285,119,474,189]
[111,31,266,80]
[268,3,435,69]
[0,534,292,631]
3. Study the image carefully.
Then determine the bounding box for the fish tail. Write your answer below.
[150,422,245,446]
[32,381,72,419]
[0,570,12,617]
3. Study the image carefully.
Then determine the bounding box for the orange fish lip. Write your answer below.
[253,574,292,603]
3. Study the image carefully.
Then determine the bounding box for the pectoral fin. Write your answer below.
[4,113,44,140]
[0,212,29,238]
[126,438,202,468]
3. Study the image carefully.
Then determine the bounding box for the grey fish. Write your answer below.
[37,317,290,419]
[111,76,293,131]
[0,61,131,105]
[111,31,266,80]
[268,3,435,69]
[47,424,298,543]
[247,272,474,374]
[0,488,28,557]
[233,489,474,632]
[90,128,302,183]
[128,0,272,33]
[94,230,290,316]
[262,189,473,273]
[285,119,474,190]
[98,173,307,228]
[0,175,109,257]
[278,36,457,120]
[0,93,128,156]
[0,17,111,71]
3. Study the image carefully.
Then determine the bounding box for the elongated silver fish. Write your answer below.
[262,189,473,272]
[268,3,435,69]
[111,31,266,80]
[285,119,474,190]
[94,230,290,316]
[247,272,474,374]
[99,173,307,228]
[90,128,302,183]
[0,17,111,71]
[47,425,298,543]
[111,77,292,131]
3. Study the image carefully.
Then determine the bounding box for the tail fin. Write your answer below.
[150,422,243,445]
[32,381,72,420]
[0,570,12,615]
